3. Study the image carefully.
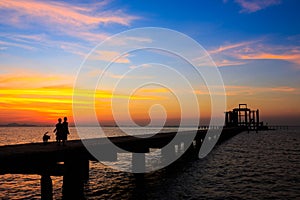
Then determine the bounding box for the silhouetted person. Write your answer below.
[53,118,63,145]
[62,117,70,146]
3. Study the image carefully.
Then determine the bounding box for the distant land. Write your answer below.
[0,123,37,127]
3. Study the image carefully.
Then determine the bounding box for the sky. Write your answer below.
[0,0,299,126]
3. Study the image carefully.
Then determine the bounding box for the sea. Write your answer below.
[0,127,299,199]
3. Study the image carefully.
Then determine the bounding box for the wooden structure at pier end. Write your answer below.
[225,104,262,132]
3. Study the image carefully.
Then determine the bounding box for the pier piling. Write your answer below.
[41,173,53,200]
[62,159,87,200]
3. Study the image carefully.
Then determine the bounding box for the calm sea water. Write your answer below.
[0,127,299,199]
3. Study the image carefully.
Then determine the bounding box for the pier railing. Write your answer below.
[266,125,289,130]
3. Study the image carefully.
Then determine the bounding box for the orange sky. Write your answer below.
[0,71,299,126]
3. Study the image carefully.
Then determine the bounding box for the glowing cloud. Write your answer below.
[209,39,300,67]
[0,0,138,41]
[0,70,171,124]
[234,0,281,13]
[209,41,255,54]
[237,52,300,65]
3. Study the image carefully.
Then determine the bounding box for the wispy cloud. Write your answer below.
[89,50,131,63]
[86,68,153,80]
[209,41,255,54]
[0,75,167,124]
[129,63,153,69]
[214,59,246,67]
[0,69,74,88]
[208,40,257,67]
[138,87,170,94]
[1,33,91,56]
[0,0,136,26]
[0,0,138,42]
[102,71,152,80]
[209,38,300,67]
[237,51,300,65]
[231,43,300,65]
[271,86,296,92]
[0,39,36,50]
[234,0,281,13]
[225,85,299,96]
[195,85,299,96]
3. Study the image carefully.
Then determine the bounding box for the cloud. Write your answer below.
[209,38,300,67]
[231,43,300,65]
[209,41,255,54]
[225,85,299,96]
[194,85,299,96]
[208,40,257,67]
[102,71,152,80]
[214,59,246,67]
[237,51,300,65]
[234,0,281,13]
[271,86,296,92]
[0,75,166,124]
[129,63,153,69]
[1,33,92,56]
[0,39,36,50]
[86,68,153,80]
[138,87,170,93]
[0,69,74,88]
[89,50,131,63]
[0,0,138,41]
[107,36,153,47]
[0,0,136,26]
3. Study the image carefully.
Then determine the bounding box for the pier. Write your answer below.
[0,127,245,199]
[1,104,271,199]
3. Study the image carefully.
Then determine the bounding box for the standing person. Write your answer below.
[53,118,63,145]
[62,117,70,146]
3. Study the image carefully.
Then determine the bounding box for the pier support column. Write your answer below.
[62,159,88,200]
[185,144,195,159]
[256,109,259,133]
[41,174,53,200]
[195,139,202,157]
[133,172,146,199]
[83,159,89,182]
[161,144,176,166]
[132,153,145,173]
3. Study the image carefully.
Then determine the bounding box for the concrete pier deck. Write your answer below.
[0,127,245,199]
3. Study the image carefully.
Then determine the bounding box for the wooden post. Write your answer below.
[83,159,89,182]
[41,174,53,200]
[62,159,87,200]
[225,112,229,127]
[161,144,175,166]
[256,109,259,133]
[132,153,145,173]
[195,139,202,155]
[245,110,248,127]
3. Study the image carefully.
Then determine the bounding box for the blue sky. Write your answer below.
[0,0,299,125]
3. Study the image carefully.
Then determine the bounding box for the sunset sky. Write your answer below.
[0,0,299,126]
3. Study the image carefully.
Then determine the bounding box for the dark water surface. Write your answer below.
[1,128,300,199]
